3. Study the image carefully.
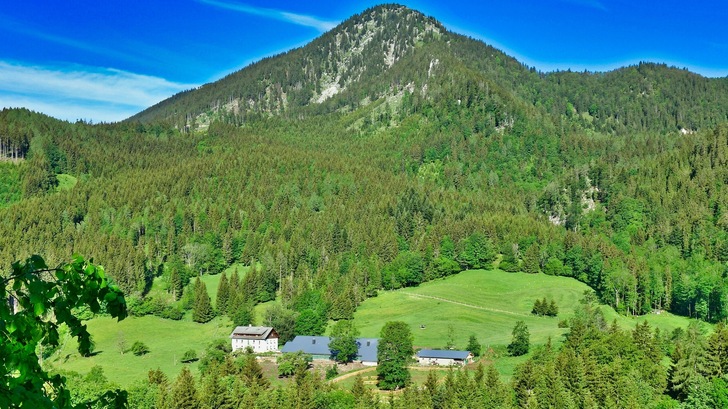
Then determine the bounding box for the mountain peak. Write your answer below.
[128,4,447,127]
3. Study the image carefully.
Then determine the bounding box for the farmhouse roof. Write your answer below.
[417,349,471,360]
[356,338,379,363]
[280,336,332,356]
[230,326,277,340]
[281,336,380,362]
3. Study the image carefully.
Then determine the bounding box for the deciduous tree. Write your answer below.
[0,255,127,408]
[377,321,414,389]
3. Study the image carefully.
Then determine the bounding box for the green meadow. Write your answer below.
[353,269,697,350]
[51,268,700,386]
[49,315,234,387]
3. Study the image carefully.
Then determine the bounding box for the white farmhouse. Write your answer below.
[230,326,279,353]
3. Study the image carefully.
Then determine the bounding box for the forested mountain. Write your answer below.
[131,5,728,136]
[3,2,728,322]
[4,3,728,407]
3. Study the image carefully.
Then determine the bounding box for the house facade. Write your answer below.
[417,349,472,366]
[230,326,279,353]
[280,336,380,365]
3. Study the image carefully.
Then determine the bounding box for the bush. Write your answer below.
[131,341,150,356]
[127,296,165,317]
[277,351,312,378]
[160,305,183,320]
[180,349,198,363]
[325,365,339,380]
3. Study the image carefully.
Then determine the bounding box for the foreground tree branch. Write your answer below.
[1,255,128,408]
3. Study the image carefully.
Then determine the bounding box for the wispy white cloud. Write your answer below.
[0,14,147,66]
[197,0,338,32]
[0,61,196,122]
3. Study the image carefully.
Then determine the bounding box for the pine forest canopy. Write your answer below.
[2,3,728,337]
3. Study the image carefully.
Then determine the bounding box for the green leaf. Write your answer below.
[33,301,46,316]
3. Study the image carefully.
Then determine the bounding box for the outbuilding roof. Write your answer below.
[417,349,471,360]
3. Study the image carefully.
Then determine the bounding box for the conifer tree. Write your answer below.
[192,277,215,323]
[229,299,254,326]
[171,366,200,409]
[239,350,269,389]
[216,272,230,313]
[499,243,520,272]
[706,322,728,377]
[547,299,559,317]
[169,267,183,301]
[228,270,241,296]
[532,298,545,316]
[522,243,541,274]
[669,323,707,399]
[200,366,234,409]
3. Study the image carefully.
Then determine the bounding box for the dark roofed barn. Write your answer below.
[280,336,380,365]
[417,349,472,366]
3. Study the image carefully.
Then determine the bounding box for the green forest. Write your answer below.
[3,4,728,408]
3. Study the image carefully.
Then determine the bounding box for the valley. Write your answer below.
[2,3,728,408]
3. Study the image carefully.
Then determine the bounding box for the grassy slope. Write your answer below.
[352,269,697,378]
[49,264,279,386]
[50,315,234,387]
[354,269,694,347]
[51,268,699,386]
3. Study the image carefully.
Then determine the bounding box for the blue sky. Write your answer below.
[1,0,726,123]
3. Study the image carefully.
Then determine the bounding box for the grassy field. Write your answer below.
[49,315,234,386]
[352,269,698,377]
[51,267,701,386]
[354,269,695,348]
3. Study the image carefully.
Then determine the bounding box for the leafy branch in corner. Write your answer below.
[1,254,128,408]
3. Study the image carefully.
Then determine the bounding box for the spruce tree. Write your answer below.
[171,366,200,409]
[706,322,728,377]
[192,277,215,323]
[230,300,254,326]
[169,268,183,301]
[216,272,230,314]
[547,299,559,317]
[200,366,234,409]
[669,323,707,399]
[532,298,544,316]
[522,243,541,274]
[239,349,269,388]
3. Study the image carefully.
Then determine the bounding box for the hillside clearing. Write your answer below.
[353,269,696,348]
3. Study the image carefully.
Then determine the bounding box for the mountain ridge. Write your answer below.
[128,4,728,135]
